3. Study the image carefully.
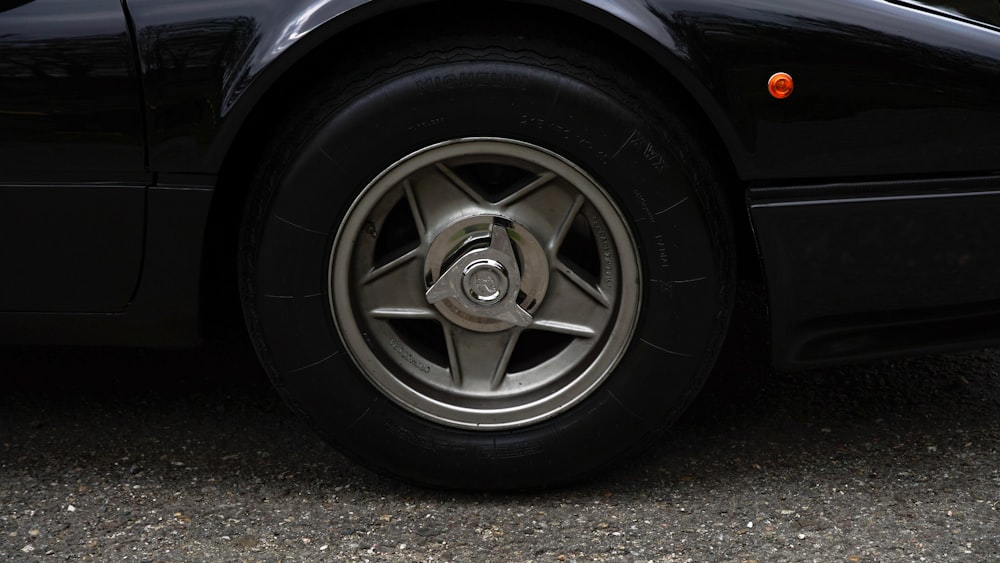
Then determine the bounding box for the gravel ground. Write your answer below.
[3,313,1000,561]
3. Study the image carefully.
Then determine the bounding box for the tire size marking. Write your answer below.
[632,189,657,223]
[408,117,445,132]
[590,214,615,290]
[519,115,612,164]
[654,234,670,269]
[389,337,431,374]
[619,129,667,173]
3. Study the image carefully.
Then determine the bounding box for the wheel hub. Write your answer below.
[425,216,549,333]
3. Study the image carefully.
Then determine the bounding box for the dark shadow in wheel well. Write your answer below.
[199,1,759,337]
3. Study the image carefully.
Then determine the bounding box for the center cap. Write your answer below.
[463,259,508,305]
[424,215,550,333]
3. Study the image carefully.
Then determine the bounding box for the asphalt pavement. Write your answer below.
[2,310,999,561]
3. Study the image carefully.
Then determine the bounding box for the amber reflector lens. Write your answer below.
[768,72,794,99]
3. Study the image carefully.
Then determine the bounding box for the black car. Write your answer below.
[4,0,1000,489]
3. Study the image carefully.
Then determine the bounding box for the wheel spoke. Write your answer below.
[553,259,610,308]
[402,179,426,237]
[495,171,558,206]
[361,251,436,319]
[501,179,582,253]
[444,325,522,390]
[531,264,611,337]
[549,194,586,255]
[407,163,489,238]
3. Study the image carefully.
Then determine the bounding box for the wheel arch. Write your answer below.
[201,0,754,326]
[211,0,746,186]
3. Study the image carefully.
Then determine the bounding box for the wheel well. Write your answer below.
[199,1,756,335]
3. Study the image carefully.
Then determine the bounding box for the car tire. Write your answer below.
[240,36,734,490]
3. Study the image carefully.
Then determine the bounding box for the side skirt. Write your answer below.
[750,176,1000,369]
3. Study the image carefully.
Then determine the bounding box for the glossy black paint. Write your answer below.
[0,186,214,345]
[902,0,1000,28]
[652,0,1000,181]
[751,178,1000,368]
[127,0,376,174]
[125,0,1000,183]
[0,184,144,312]
[3,0,1000,367]
[0,0,145,178]
[0,0,149,311]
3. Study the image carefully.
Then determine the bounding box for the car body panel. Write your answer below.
[0,184,145,312]
[0,0,147,311]
[0,185,213,344]
[0,0,146,179]
[650,0,1000,181]
[751,177,1000,368]
[899,0,1000,29]
[2,0,1000,367]
[127,0,1000,182]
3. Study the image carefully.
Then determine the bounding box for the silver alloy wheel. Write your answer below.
[331,138,641,429]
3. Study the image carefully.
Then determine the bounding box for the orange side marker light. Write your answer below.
[768,72,794,99]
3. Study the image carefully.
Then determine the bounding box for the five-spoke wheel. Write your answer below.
[331,138,640,429]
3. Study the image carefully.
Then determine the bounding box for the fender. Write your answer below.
[121,0,1000,365]
[128,0,1000,184]
[126,0,745,178]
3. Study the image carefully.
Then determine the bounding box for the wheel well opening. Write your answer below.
[200,1,756,337]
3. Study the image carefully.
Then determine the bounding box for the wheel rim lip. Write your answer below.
[330,137,642,430]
